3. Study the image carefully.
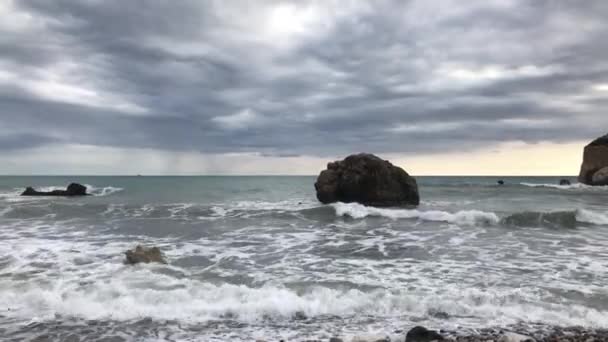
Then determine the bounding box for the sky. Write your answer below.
[1,0,607,175]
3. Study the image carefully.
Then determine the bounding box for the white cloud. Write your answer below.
[211,108,265,130]
[389,122,465,133]
[438,64,560,82]
[592,84,608,92]
[0,63,148,115]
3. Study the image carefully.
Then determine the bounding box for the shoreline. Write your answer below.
[321,325,608,342]
[437,325,607,342]
[3,319,608,342]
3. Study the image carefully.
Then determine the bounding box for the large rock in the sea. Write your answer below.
[314,153,419,207]
[578,134,608,185]
[21,183,88,196]
[124,245,166,265]
[405,326,444,342]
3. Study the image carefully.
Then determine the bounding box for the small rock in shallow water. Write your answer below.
[124,245,166,264]
[329,338,344,342]
[406,326,444,342]
[428,309,450,320]
[498,332,535,342]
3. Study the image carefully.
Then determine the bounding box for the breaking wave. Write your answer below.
[576,209,608,225]
[331,203,608,228]
[2,270,606,329]
[84,185,124,197]
[332,202,500,225]
[520,182,607,190]
[503,209,608,228]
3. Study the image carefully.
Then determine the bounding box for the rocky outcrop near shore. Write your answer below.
[124,245,166,264]
[21,183,88,196]
[578,134,608,185]
[314,153,419,207]
[406,326,444,341]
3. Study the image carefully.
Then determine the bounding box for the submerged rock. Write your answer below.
[428,309,450,320]
[559,179,571,186]
[293,311,308,320]
[124,245,166,264]
[405,326,444,342]
[498,332,535,342]
[578,133,608,185]
[497,180,505,185]
[21,183,88,197]
[314,153,419,207]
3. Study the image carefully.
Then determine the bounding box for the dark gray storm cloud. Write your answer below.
[1,0,608,158]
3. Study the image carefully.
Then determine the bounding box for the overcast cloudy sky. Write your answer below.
[1,0,607,175]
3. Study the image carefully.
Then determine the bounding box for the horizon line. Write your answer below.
[0,174,579,177]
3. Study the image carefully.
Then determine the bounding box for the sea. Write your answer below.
[0,176,607,341]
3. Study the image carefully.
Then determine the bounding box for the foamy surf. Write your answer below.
[0,206,13,217]
[520,182,608,190]
[2,175,608,341]
[332,202,500,225]
[577,208,608,225]
[2,267,607,329]
[331,202,608,228]
[85,184,124,196]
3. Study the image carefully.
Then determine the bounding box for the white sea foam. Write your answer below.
[332,202,499,225]
[231,199,319,211]
[1,215,608,341]
[2,270,607,329]
[2,177,608,340]
[520,182,607,190]
[0,206,13,217]
[576,209,608,225]
[84,184,124,196]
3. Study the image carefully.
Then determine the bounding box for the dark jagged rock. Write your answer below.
[21,183,88,197]
[406,326,444,342]
[578,133,608,185]
[314,153,419,207]
[588,134,608,146]
[559,179,571,186]
[124,245,166,265]
[497,180,505,185]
